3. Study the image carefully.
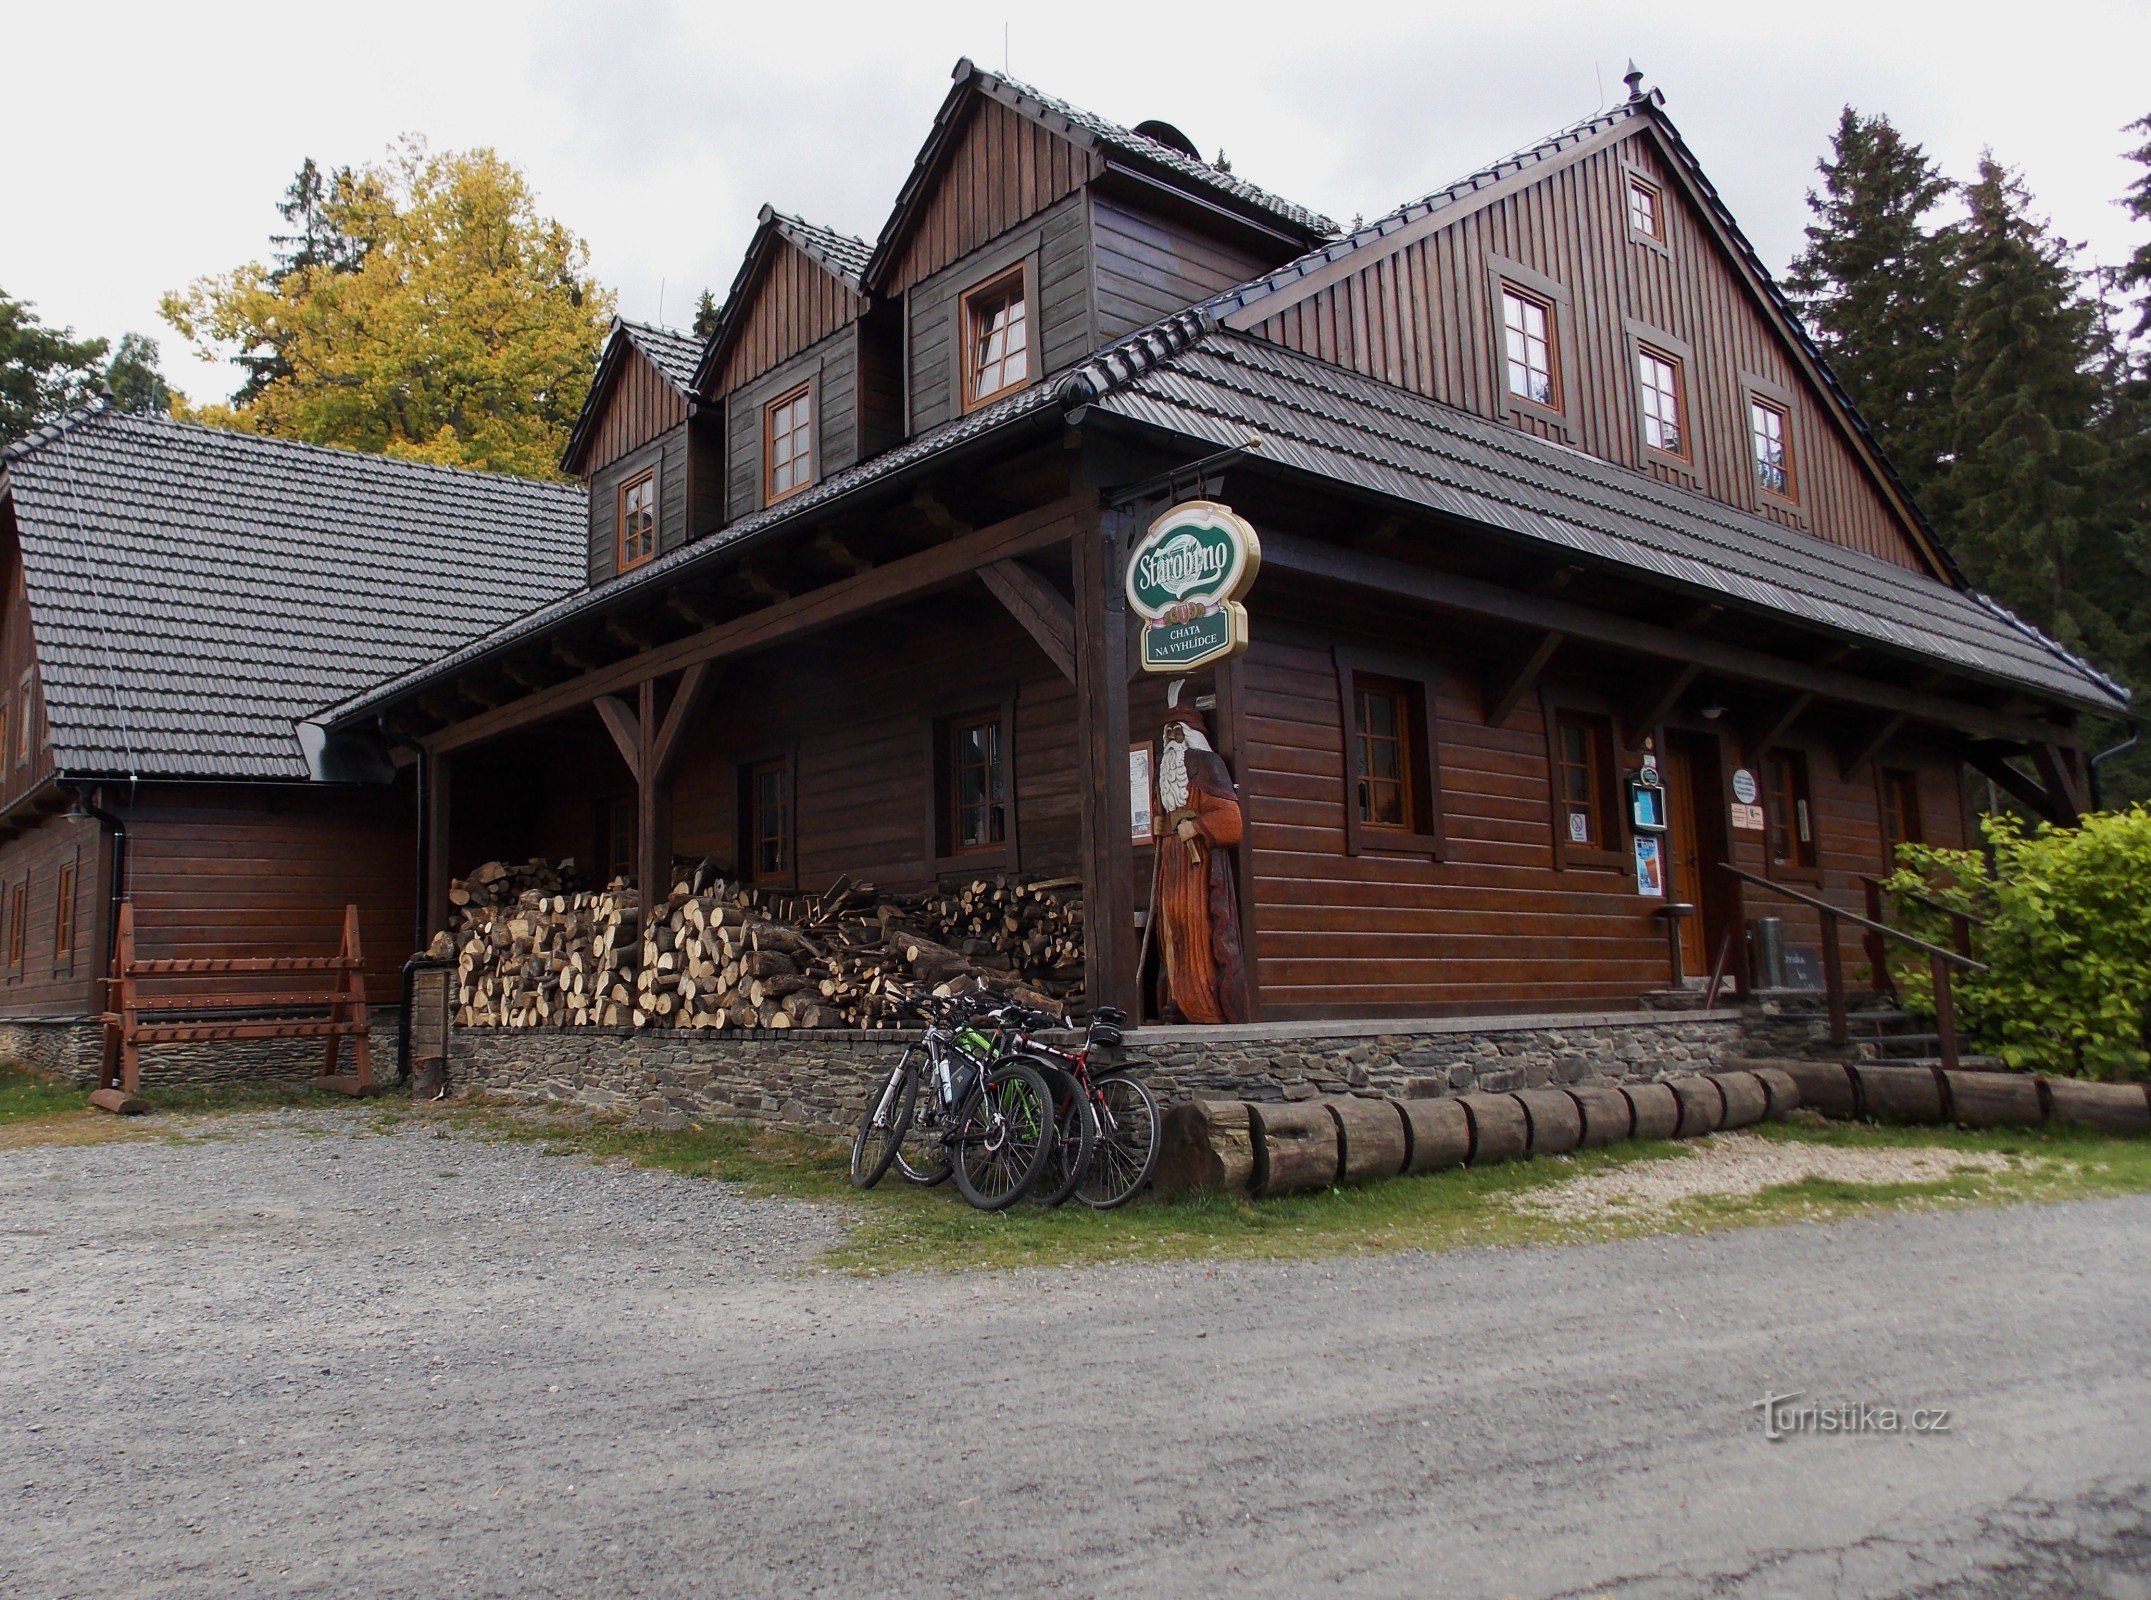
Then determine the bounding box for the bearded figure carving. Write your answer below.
[1154,693,1249,1024]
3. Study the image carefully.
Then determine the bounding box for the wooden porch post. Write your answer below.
[635,676,670,909]
[1074,495,1136,1015]
[423,750,453,946]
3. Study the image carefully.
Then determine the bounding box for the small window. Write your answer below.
[15,672,32,768]
[616,471,657,571]
[1763,749,1818,874]
[0,698,11,782]
[1636,345,1688,458]
[1627,174,1664,241]
[946,713,1008,854]
[602,795,637,885]
[1500,285,1559,409]
[962,265,1030,410]
[1336,654,1443,858]
[1553,710,1619,855]
[53,858,76,965]
[764,384,813,503]
[7,877,26,970]
[744,758,791,883]
[1353,681,1414,831]
[1750,397,1794,500]
[1880,768,1923,864]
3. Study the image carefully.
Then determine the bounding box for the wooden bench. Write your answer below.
[91,902,375,1114]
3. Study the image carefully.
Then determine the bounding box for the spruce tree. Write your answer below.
[1786,108,1960,515]
[1945,155,2123,667]
[692,288,720,339]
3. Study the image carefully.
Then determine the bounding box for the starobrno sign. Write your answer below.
[1124,500,1261,672]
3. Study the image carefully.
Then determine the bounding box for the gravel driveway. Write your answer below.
[3,1108,2147,1599]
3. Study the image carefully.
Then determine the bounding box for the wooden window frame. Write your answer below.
[1541,692,1628,871]
[959,261,1033,413]
[1333,648,1444,860]
[7,874,26,974]
[615,469,658,573]
[15,671,32,769]
[53,853,77,972]
[737,749,798,889]
[924,691,1019,873]
[1762,746,1822,883]
[1484,255,1577,437]
[1740,373,1803,513]
[0,696,12,789]
[1622,163,1669,252]
[1625,319,1694,470]
[1878,766,1924,868]
[762,380,815,506]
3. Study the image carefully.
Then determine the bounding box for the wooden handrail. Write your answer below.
[1862,874,1989,931]
[1721,864,1986,971]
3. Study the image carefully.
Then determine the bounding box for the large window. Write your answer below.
[1880,768,1923,865]
[1636,346,1688,458]
[1750,397,1794,500]
[962,265,1030,410]
[1763,749,1818,875]
[743,758,792,883]
[764,384,813,503]
[53,857,76,966]
[1501,285,1559,409]
[1335,652,1443,858]
[616,471,657,571]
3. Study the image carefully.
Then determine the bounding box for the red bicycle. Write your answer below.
[989,1003,1159,1209]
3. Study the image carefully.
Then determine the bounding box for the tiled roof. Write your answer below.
[1200,102,1643,321]
[1072,328,2128,714]
[618,320,705,392]
[2,404,586,780]
[766,209,872,288]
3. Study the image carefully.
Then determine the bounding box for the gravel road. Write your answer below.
[3,1108,2147,1599]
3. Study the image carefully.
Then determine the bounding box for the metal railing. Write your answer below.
[1721,863,1989,1071]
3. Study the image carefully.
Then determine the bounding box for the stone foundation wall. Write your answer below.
[446,1009,1746,1134]
[0,1008,404,1089]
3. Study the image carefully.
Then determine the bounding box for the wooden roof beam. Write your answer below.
[1623,662,1701,750]
[1837,712,1906,781]
[1741,692,1814,764]
[978,559,1076,683]
[1483,631,1564,727]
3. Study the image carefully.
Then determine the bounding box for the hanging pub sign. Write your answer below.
[1627,766,1667,833]
[1125,499,1261,673]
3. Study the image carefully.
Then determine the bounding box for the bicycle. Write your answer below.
[992,1003,1159,1209]
[849,990,1058,1211]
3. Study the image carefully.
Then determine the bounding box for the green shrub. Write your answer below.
[1883,806,2151,1080]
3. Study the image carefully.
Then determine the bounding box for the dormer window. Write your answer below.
[1627,174,1664,242]
[616,471,656,571]
[962,265,1030,410]
[1500,285,1559,409]
[764,383,813,503]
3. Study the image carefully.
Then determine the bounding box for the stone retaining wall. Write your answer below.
[0,1008,403,1089]
[447,1009,1745,1134]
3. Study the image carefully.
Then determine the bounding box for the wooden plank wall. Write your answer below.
[588,424,690,582]
[0,809,105,1015]
[715,241,865,396]
[581,347,689,475]
[886,98,1102,296]
[0,531,54,810]
[1245,133,1928,570]
[1092,195,1280,342]
[724,329,861,522]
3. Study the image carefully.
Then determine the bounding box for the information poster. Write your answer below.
[1129,742,1155,842]
[1633,834,1665,896]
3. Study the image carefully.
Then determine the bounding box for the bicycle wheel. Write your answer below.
[1076,1073,1160,1209]
[895,1090,954,1187]
[951,1058,1056,1212]
[849,1052,919,1190]
[1026,1064,1098,1208]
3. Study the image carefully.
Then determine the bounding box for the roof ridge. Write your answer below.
[12,402,584,494]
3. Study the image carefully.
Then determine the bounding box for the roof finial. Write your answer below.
[1622,60,1645,101]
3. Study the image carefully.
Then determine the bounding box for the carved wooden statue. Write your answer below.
[1154,697,1249,1024]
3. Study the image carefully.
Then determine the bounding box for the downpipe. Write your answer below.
[2087,723,2141,813]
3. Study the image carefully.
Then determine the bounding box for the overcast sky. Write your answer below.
[7,0,2146,403]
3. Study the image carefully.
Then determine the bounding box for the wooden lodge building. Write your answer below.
[0,59,2131,1088]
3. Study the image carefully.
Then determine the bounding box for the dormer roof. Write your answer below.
[560,317,704,474]
[692,206,873,396]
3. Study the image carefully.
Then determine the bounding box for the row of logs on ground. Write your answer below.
[436,858,1083,1030]
[1156,1057,2151,1200]
[1155,1068,1806,1199]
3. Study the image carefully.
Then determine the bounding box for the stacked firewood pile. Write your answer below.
[437,860,1084,1030]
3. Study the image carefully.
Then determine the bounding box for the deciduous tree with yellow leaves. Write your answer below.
[162,138,613,480]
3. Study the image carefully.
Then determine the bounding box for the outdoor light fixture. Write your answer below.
[1700,703,1727,719]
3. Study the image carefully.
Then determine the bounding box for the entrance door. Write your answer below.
[1663,732,1734,983]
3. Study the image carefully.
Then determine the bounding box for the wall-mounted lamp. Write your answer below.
[1700,703,1727,720]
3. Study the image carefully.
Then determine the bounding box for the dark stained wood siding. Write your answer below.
[1244,130,1931,570]
[0,809,105,1015]
[588,422,691,582]
[886,98,1103,297]
[0,529,54,809]
[725,329,860,521]
[1091,194,1280,342]
[113,781,418,1004]
[906,192,1090,434]
[579,346,689,475]
[713,238,866,396]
